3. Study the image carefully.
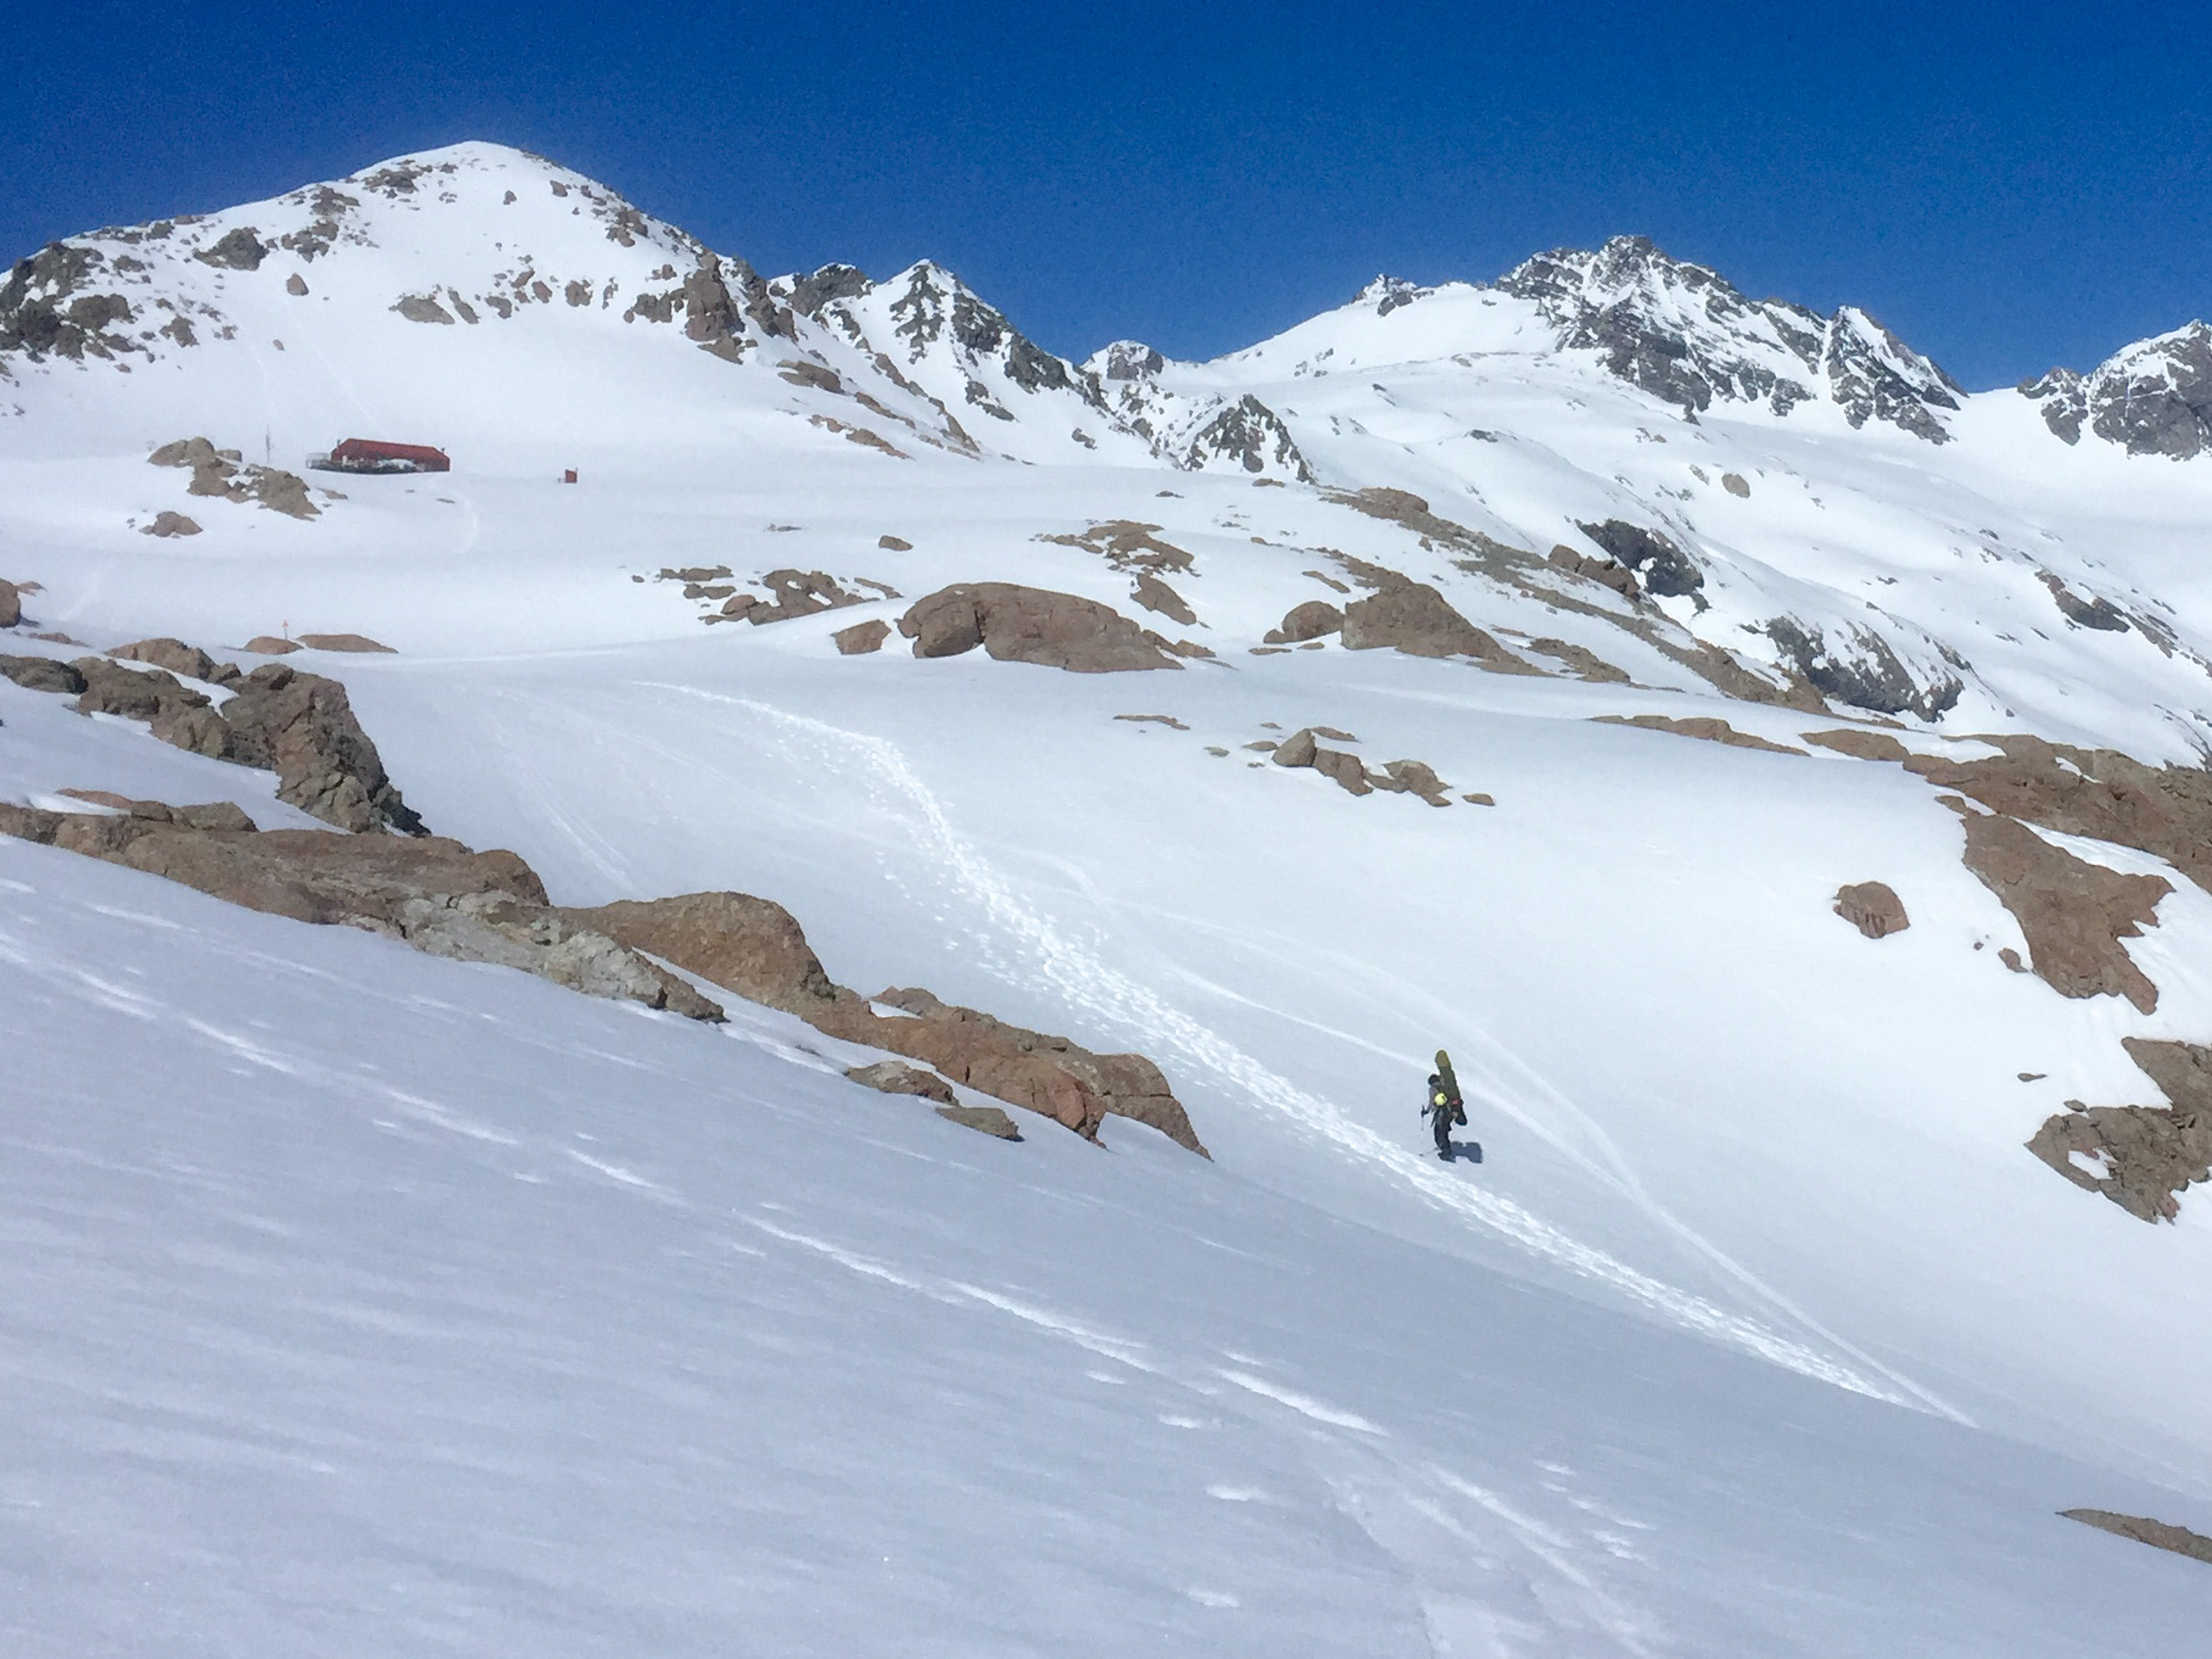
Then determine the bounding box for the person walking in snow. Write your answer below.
[1423,1070,1465,1160]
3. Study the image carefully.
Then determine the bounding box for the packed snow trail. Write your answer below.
[671,688,1951,1409]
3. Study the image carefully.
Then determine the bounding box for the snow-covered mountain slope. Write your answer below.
[8,142,2212,1651]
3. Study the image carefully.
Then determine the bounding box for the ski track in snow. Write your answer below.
[654,686,1951,1411]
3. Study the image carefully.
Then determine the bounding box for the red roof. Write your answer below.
[331,438,450,466]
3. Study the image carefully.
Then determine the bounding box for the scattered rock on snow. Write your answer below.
[1130,573,1196,625]
[1953,807,2169,1012]
[2026,1039,2212,1222]
[1265,600,1344,645]
[833,619,891,655]
[296,633,396,653]
[567,891,1205,1153]
[936,1103,1024,1140]
[0,803,720,1021]
[143,511,202,537]
[1340,579,1536,670]
[242,635,301,655]
[845,1060,956,1104]
[899,583,1181,672]
[1834,880,1909,939]
[2060,1510,2212,1565]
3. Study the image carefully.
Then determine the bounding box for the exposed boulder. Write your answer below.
[1575,520,1704,603]
[898,583,1180,672]
[845,1060,956,1104]
[1545,545,1640,602]
[0,579,17,628]
[2061,1510,2212,1565]
[1722,472,1751,497]
[1265,600,1344,644]
[1130,574,1197,625]
[110,637,239,684]
[1341,580,1531,670]
[0,654,87,694]
[1834,881,1909,939]
[748,569,863,625]
[143,511,201,537]
[832,619,891,655]
[2027,1039,2212,1222]
[1370,759,1452,807]
[242,635,301,655]
[936,1103,1024,1140]
[1955,809,2169,1013]
[71,657,232,757]
[569,891,1206,1153]
[193,228,267,271]
[0,804,721,1022]
[148,436,320,520]
[217,662,425,834]
[296,633,396,653]
[562,893,842,1015]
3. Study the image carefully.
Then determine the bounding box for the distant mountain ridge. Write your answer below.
[4,142,2206,465]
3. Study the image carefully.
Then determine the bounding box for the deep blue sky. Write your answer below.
[5,2,2206,387]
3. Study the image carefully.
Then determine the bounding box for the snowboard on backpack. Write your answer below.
[1432,1048,1470,1160]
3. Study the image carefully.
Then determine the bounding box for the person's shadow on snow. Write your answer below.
[1441,1140,1484,1164]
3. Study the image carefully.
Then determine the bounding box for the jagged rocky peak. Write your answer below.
[1091,339,1167,380]
[2019,322,2212,458]
[0,141,803,370]
[1497,234,1962,443]
[1357,274,1434,317]
[1178,396,1313,483]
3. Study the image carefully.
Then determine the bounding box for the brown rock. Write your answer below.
[2061,1510,2212,1565]
[295,633,396,653]
[242,635,301,655]
[747,569,863,625]
[1906,735,2212,897]
[572,892,1205,1153]
[1834,880,1909,939]
[1341,580,1533,670]
[878,534,913,551]
[1041,520,1194,572]
[1131,573,1197,625]
[1957,811,2168,1012]
[1271,728,1318,769]
[0,803,718,1021]
[1523,638,1630,682]
[285,273,309,297]
[1265,600,1344,645]
[143,511,202,537]
[845,1060,956,1104]
[1803,728,1911,761]
[2026,1038,2212,1222]
[1722,472,1751,497]
[0,654,85,694]
[1373,759,1451,806]
[1545,544,1642,601]
[1592,714,1808,756]
[217,662,425,834]
[563,893,843,1016]
[898,583,1179,673]
[935,1103,1023,1140]
[0,579,19,627]
[110,637,239,684]
[833,618,891,655]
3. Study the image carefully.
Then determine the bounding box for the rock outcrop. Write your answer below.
[845,1060,956,1104]
[2060,1509,2212,1565]
[1340,580,1531,670]
[2026,1039,2212,1222]
[832,619,891,655]
[217,662,425,834]
[0,653,86,694]
[1265,600,1343,645]
[1834,881,1909,939]
[1575,520,1703,603]
[899,583,1181,672]
[1593,714,1807,756]
[935,1103,1024,1140]
[567,891,1206,1153]
[0,579,18,628]
[149,437,320,520]
[0,803,720,1021]
[1954,809,2169,1013]
[1270,728,1452,805]
[1904,736,2212,898]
